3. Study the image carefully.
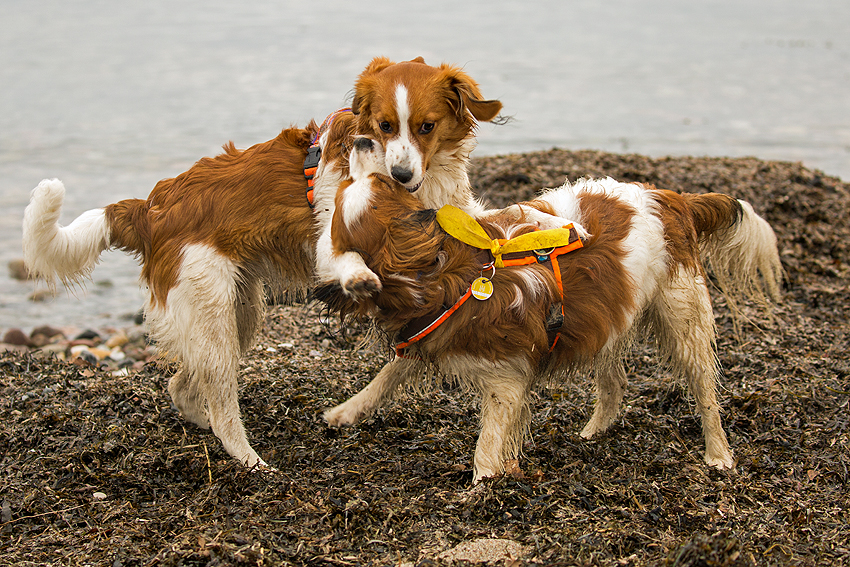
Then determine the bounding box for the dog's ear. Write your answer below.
[440,66,503,123]
[352,57,397,115]
[313,282,355,314]
[361,56,396,76]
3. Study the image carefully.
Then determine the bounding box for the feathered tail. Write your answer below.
[22,178,113,288]
[686,192,783,332]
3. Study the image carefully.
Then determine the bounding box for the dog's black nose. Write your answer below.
[391,166,414,184]
[353,137,374,152]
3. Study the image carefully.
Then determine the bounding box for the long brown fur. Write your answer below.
[325,173,635,370]
[106,125,329,306]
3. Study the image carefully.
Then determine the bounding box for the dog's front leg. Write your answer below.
[324,356,424,426]
[315,223,381,300]
[312,157,382,300]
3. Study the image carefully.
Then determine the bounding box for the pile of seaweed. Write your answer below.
[1,149,848,566]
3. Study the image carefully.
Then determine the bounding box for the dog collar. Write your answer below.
[304,108,352,208]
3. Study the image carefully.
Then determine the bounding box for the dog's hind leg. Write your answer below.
[580,344,628,439]
[153,244,265,467]
[324,356,423,426]
[653,267,734,470]
[167,367,210,429]
[466,356,533,484]
[235,276,265,356]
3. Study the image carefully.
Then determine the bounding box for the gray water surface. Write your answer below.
[1,0,847,331]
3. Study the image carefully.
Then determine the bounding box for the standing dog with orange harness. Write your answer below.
[321,137,782,483]
[22,57,504,469]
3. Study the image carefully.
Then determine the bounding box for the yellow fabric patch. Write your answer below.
[436,205,578,268]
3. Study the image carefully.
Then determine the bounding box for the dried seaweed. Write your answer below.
[1,150,848,566]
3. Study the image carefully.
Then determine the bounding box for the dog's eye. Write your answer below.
[420,122,435,134]
[379,121,393,134]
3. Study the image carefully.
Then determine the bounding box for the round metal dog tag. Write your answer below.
[471,277,494,300]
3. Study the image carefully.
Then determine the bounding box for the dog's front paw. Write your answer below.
[341,268,382,300]
[705,450,735,471]
[532,214,569,231]
[323,402,362,427]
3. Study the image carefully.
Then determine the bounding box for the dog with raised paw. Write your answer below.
[22,56,503,468]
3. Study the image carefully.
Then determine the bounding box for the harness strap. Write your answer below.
[394,285,474,357]
[436,204,581,268]
[304,108,352,208]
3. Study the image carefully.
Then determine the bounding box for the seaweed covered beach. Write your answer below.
[2,149,848,566]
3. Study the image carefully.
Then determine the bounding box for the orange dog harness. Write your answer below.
[304,108,352,208]
[395,208,584,356]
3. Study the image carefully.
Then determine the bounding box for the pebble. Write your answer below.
[106,330,129,349]
[32,325,64,339]
[28,289,56,302]
[77,350,99,366]
[92,492,107,501]
[75,329,101,341]
[7,259,31,281]
[88,347,113,360]
[2,329,30,347]
[1,325,156,369]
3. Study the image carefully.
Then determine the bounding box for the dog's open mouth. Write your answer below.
[406,181,423,193]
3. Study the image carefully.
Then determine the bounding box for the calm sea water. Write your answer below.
[1,0,848,331]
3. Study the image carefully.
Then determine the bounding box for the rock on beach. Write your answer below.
[1,325,155,372]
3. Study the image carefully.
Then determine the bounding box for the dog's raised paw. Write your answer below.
[342,269,382,300]
[572,222,591,242]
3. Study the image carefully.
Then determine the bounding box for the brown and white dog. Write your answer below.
[21,57,502,468]
[321,138,783,483]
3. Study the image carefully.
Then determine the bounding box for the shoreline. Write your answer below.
[4,146,847,354]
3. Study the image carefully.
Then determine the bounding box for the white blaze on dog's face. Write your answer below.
[383,84,422,190]
[351,56,502,195]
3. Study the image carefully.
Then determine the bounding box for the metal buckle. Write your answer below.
[303,145,322,171]
[481,262,495,279]
[534,247,555,262]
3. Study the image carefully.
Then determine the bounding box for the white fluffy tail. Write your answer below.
[701,200,783,332]
[22,179,112,288]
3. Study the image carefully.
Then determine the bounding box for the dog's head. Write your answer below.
[338,136,417,242]
[351,56,502,194]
